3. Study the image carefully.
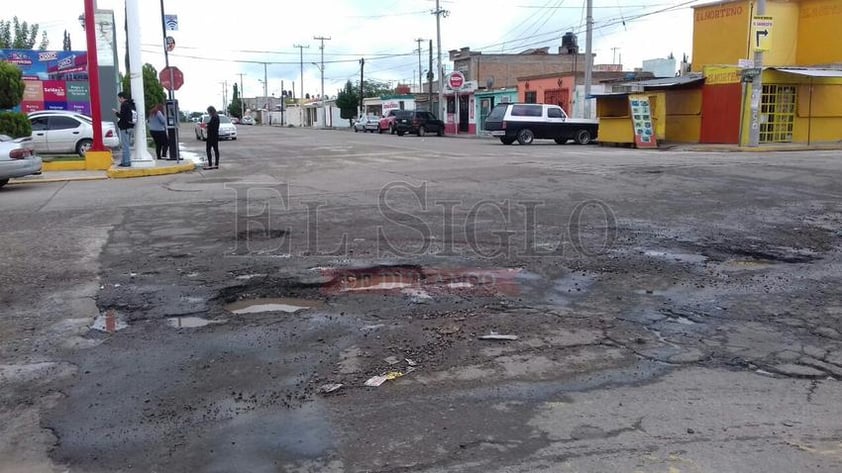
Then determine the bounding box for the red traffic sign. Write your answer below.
[159,66,184,91]
[448,71,465,90]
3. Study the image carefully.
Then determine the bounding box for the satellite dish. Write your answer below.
[486,76,495,89]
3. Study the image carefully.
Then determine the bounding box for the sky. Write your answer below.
[7,0,708,113]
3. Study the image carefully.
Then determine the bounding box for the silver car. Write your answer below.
[0,135,42,188]
[28,111,121,156]
[353,116,380,133]
[195,114,238,141]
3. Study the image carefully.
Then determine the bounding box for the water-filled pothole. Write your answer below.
[91,310,128,333]
[225,297,322,315]
[167,317,227,328]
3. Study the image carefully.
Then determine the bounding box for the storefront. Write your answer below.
[362,95,416,118]
[474,88,518,136]
[443,80,478,135]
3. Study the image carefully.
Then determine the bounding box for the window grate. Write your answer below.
[759,84,796,143]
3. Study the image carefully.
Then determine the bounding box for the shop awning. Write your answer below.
[771,67,842,78]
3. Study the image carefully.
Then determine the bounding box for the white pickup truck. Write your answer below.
[484,103,598,145]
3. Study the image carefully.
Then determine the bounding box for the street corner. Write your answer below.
[106,160,196,179]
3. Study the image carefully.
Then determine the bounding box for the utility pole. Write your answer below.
[314,36,331,128]
[584,0,593,119]
[415,38,424,94]
[220,80,227,112]
[159,0,179,161]
[428,39,434,112]
[237,73,246,119]
[749,0,766,147]
[359,58,365,118]
[263,62,268,112]
[433,2,448,121]
[293,43,309,127]
[611,46,621,66]
[280,79,285,126]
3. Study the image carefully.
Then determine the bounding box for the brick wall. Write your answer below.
[451,48,591,89]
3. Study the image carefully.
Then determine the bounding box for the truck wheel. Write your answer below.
[575,129,592,145]
[500,137,515,145]
[417,126,426,137]
[516,128,534,145]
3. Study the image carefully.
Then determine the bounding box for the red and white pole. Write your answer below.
[83,0,105,151]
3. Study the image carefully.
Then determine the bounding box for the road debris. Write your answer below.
[478,333,519,341]
[318,383,344,394]
[384,356,401,365]
[364,368,416,387]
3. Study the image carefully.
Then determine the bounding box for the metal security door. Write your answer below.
[760,84,796,143]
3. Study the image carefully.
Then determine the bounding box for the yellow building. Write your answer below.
[692,0,842,145]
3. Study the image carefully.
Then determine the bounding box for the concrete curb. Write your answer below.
[106,161,196,179]
[8,175,109,185]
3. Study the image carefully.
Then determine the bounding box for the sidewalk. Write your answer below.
[661,142,842,152]
[10,157,196,185]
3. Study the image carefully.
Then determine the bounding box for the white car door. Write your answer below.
[47,116,85,153]
[29,116,50,153]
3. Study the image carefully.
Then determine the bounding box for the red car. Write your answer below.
[379,110,412,134]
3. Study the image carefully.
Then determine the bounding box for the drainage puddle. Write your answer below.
[167,317,227,328]
[225,298,322,315]
[643,250,708,264]
[320,265,523,296]
[91,310,128,333]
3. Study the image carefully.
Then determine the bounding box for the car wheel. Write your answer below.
[76,138,93,156]
[417,126,426,137]
[554,138,568,144]
[516,128,534,145]
[437,126,444,137]
[0,178,8,188]
[575,129,592,145]
[500,137,515,145]
[354,128,359,133]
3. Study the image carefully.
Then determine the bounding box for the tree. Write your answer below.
[335,80,359,123]
[0,62,31,138]
[361,79,393,98]
[121,63,166,113]
[0,17,49,50]
[63,30,71,51]
[228,83,243,118]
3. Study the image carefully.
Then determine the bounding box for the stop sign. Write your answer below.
[448,71,465,90]
[159,66,184,91]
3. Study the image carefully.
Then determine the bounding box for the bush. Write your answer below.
[0,62,25,110]
[0,111,32,138]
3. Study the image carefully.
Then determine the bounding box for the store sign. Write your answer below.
[628,95,657,149]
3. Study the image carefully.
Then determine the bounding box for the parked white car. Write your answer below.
[353,115,380,133]
[0,134,42,188]
[194,114,238,141]
[27,111,121,156]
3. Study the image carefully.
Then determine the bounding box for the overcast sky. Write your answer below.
[8,0,706,113]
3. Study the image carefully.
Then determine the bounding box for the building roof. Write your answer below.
[619,73,705,89]
[771,67,842,78]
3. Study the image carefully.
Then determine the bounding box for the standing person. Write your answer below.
[148,103,169,160]
[205,105,220,169]
[113,92,135,167]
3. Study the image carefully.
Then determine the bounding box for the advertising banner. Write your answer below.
[628,95,658,148]
[1,49,90,114]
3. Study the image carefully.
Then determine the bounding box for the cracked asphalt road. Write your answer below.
[1,125,841,472]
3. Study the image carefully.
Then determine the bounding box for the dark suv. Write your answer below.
[395,111,445,137]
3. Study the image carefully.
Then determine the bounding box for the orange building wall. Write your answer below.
[518,76,576,114]
[797,0,842,65]
[692,1,752,71]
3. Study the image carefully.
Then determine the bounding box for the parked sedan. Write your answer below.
[195,114,238,140]
[28,111,121,156]
[0,135,42,188]
[353,116,380,133]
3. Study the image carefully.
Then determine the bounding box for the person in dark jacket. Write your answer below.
[113,92,136,167]
[205,105,220,169]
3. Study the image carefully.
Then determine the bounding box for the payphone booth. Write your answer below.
[166,99,180,161]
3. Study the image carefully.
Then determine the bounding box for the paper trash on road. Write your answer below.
[478,333,519,341]
[318,383,344,394]
[364,368,416,387]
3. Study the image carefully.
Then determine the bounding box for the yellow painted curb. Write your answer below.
[85,150,114,170]
[43,160,86,171]
[106,161,195,179]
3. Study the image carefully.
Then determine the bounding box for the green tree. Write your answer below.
[121,63,167,113]
[0,62,31,138]
[0,17,48,50]
[335,80,359,122]
[361,79,393,98]
[228,83,243,118]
